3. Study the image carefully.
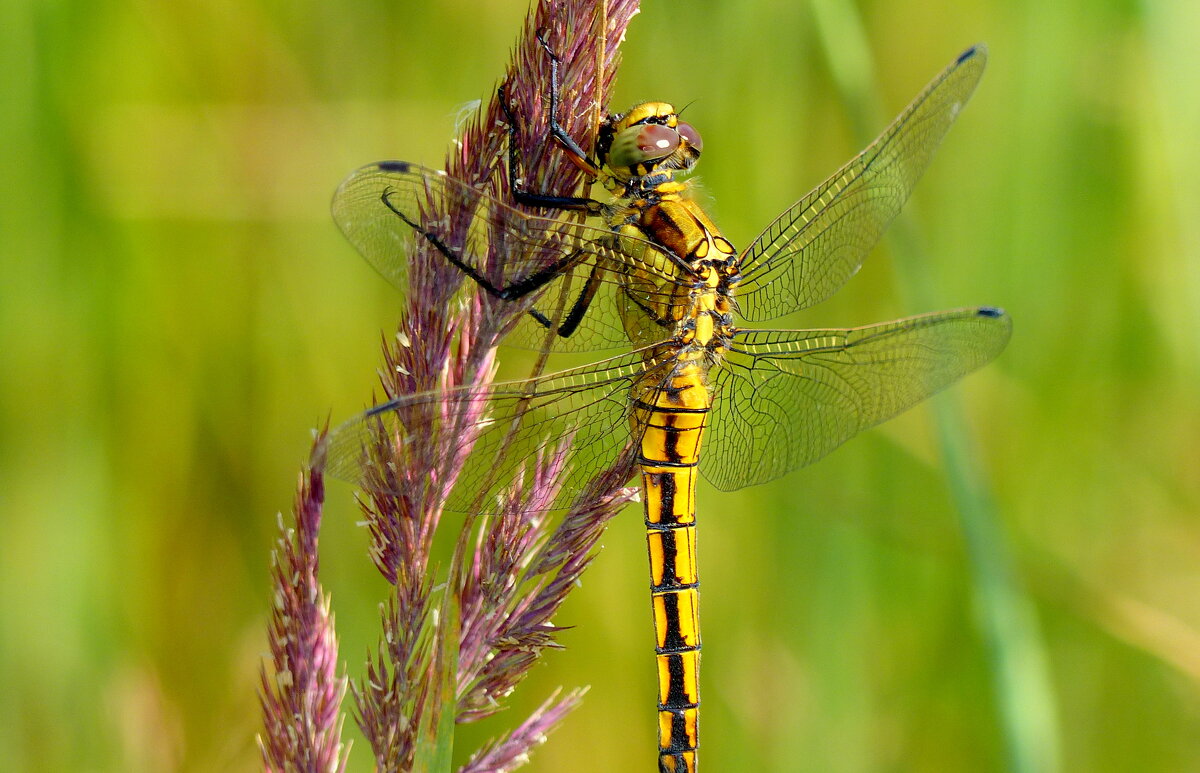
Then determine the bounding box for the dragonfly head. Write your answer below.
[598,102,703,182]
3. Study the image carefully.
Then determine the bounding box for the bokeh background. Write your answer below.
[3,0,1199,770]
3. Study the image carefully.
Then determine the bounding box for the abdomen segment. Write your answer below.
[634,368,711,773]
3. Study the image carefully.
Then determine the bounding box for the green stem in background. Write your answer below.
[807,2,1063,772]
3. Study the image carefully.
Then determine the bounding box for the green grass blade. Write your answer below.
[808,1,1063,770]
[413,591,459,773]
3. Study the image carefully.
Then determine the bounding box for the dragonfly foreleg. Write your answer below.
[498,30,604,215]
[534,30,599,171]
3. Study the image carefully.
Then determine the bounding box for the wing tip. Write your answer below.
[957,43,988,65]
[976,305,1005,319]
[376,160,412,173]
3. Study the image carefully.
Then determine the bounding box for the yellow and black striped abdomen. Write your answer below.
[633,359,712,773]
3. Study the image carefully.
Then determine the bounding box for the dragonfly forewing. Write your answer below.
[736,45,988,321]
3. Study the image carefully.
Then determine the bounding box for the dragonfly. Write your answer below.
[325,40,1009,773]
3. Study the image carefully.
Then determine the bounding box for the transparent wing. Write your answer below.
[331,161,687,352]
[320,347,679,513]
[736,46,987,321]
[701,307,1011,491]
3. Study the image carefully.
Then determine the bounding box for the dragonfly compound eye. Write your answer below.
[675,121,703,153]
[608,123,681,167]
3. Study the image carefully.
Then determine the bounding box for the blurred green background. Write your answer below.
[3,0,1199,770]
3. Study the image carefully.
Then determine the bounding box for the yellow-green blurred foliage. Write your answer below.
[3,0,1198,771]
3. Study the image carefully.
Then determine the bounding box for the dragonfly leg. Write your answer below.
[498,30,604,214]
[498,83,602,214]
[381,187,605,341]
[526,251,608,338]
[381,189,579,303]
[534,30,599,169]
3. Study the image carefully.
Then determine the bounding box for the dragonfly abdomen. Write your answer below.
[634,364,712,773]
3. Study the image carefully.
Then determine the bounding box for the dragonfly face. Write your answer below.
[597,101,703,185]
[325,42,1010,773]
